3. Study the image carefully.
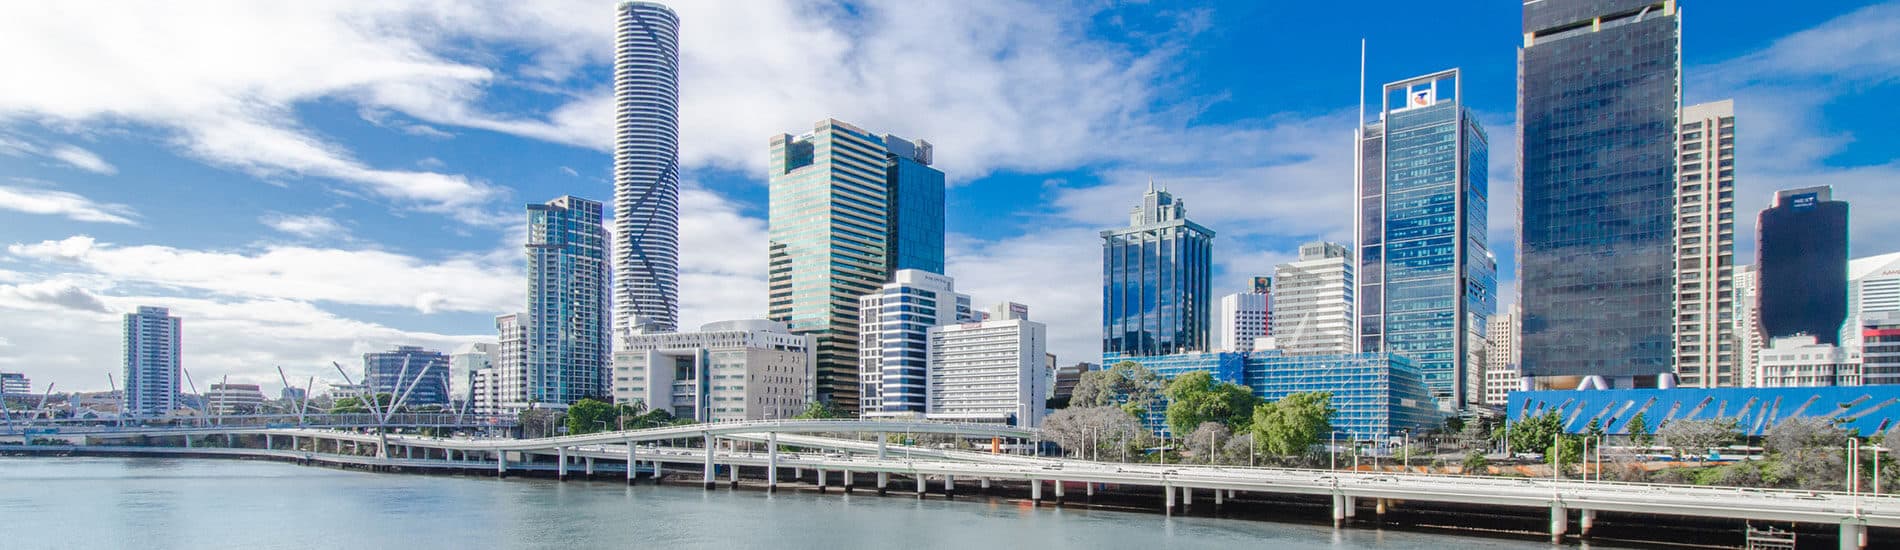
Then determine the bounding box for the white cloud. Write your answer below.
[0,279,111,313]
[0,183,139,225]
[259,213,350,240]
[45,144,116,175]
[8,235,519,315]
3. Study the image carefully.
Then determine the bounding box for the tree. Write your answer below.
[1182,422,1233,464]
[794,401,845,420]
[1068,361,1163,419]
[1462,450,1490,474]
[1251,392,1334,458]
[1626,412,1654,447]
[565,398,628,435]
[330,393,393,414]
[1656,418,1741,459]
[1762,416,1851,490]
[1162,371,1259,435]
[519,408,563,439]
[1042,406,1149,461]
[1069,371,1117,409]
[1506,410,1564,458]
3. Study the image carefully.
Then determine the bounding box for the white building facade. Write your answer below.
[205,383,266,415]
[1215,291,1269,352]
[1673,100,1739,388]
[1756,335,1858,388]
[923,306,1048,427]
[857,270,974,419]
[122,306,182,417]
[1271,242,1354,356]
[611,320,813,422]
[449,343,496,413]
[1482,305,1521,407]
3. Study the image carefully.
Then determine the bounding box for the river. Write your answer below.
[0,457,1593,549]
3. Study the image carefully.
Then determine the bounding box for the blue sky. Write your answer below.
[1,0,1896,394]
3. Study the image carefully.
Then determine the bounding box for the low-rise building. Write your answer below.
[1,371,29,396]
[1756,335,1857,387]
[449,343,496,412]
[362,346,451,408]
[611,320,813,422]
[1103,349,1439,440]
[1858,312,1900,386]
[205,383,266,415]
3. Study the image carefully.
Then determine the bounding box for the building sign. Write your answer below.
[1789,192,1818,210]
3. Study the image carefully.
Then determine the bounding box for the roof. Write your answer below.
[1849,251,1900,281]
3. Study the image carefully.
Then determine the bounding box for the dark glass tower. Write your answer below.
[1357,69,1495,409]
[1101,185,1215,357]
[1757,186,1849,344]
[1518,0,1680,383]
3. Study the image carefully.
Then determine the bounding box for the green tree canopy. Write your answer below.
[1162,371,1260,435]
[793,401,845,419]
[1626,412,1653,447]
[1250,392,1334,457]
[565,398,635,435]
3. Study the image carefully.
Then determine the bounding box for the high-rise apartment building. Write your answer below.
[927,311,1049,427]
[508,196,612,410]
[768,119,944,414]
[448,343,495,412]
[122,306,181,416]
[1518,0,1681,388]
[362,346,451,407]
[857,270,974,418]
[1356,69,1495,408]
[1674,100,1740,387]
[486,313,527,414]
[1734,265,1766,386]
[1101,184,1215,357]
[1757,186,1849,345]
[611,320,813,422]
[1483,305,1521,407]
[1270,242,1354,356]
[613,1,681,335]
[1215,290,1269,352]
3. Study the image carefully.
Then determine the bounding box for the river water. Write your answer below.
[0,457,1580,549]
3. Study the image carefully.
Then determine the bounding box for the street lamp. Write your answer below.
[1400,429,1411,471]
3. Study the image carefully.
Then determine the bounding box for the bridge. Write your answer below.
[4,420,1894,549]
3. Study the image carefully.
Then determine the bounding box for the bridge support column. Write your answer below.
[1331,494,1345,527]
[844,469,854,493]
[585,457,594,476]
[916,474,925,498]
[1549,504,1567,542]
[226,433,234,447]
[557,447,569,481]
[817,468,827,492]
[496,451,507,477]
[981,478,990,493]
[1376,498,1387,519]
[703,434,716,490]
[626,438,637,485]
[265,434,272,449]
[1214,487,1223,509]
[1053,480,1064,505]
[1165,484,1175,515]
[1579,509,1595,536]
[1085,482,1094,499]
[1182,486,1193,511]
[877,472,889,495]
[1030,479,1042,504]
[728,458,739,487]
[767,432,779,493]
[1840,522,1866,550]
[377,434,387,459]
[1341,495,1354,519]
[185,435,193,448]
[944,474,955,498]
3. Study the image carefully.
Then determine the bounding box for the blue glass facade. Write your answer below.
[1518,1,1680,381]
[1357,69,1494,409]
[1757,187,1849,345]
[1507,385,1900,437]
[1102,187,1215,358]
[526,196,611,405]
[363,346,451,407]
[1105,350,1440,440]
[886,140,944,276]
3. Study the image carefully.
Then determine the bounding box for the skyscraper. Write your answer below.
[1734,265,1764,386]
[1673,100,1739,387]
[1518,0,1681,388]
[1483,305,1522,407]
[1270,242,1354,356]
[613,1,681,335]
[858,270,974,418]
[362,346,451,407]
[509,196,611,410]
[1101,184,1215,358]
[1356,68,1495,408]
[1215,290,1269,352]
[768,119,945,413]
[122,306,181,416]
[1757,186,1849,345]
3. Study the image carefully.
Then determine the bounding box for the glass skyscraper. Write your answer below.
[613,1,681,335]
[1518,0,1680,385]
[1101,185,1215,358]
[1356,69,1495,409]
[362,346,451,407]
[1757,186,1849,345]
[122,306,181,417]
[521,196,611,407]
[768,119,944,414]
[858,270,974,417]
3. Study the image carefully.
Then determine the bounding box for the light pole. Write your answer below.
[1400,429,1411,471]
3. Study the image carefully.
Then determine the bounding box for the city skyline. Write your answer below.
[2,1,1897,394]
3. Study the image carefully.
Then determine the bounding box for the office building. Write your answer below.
[1356,69,1495,408]
[1849,253,1900,321]
[1105,349,1438,440]
[1050,362,1097,407]
[1,372,28,396]
[1270,242,1354,356]
[1757,186,1849,345]
[1483,306,1521,407]
[1673,100,1739,387]
[1734,265,1765,386]
[857,270,975,418]
[613,1,681,335]
[768,119,945,414]
[362,346,451,407]
[122,306,181,416]
[1755,335,1856,388]
[205,383,266,415]
[514,196,611,409]
[279,387,306,402]
[448,343,496,412]
[1215,289,1269,352]
[1861,313,1900,386]
[927,312,1049,427]
[1518,0,1681,388]
[611,320,813,422]
[1101,184,1215,358]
